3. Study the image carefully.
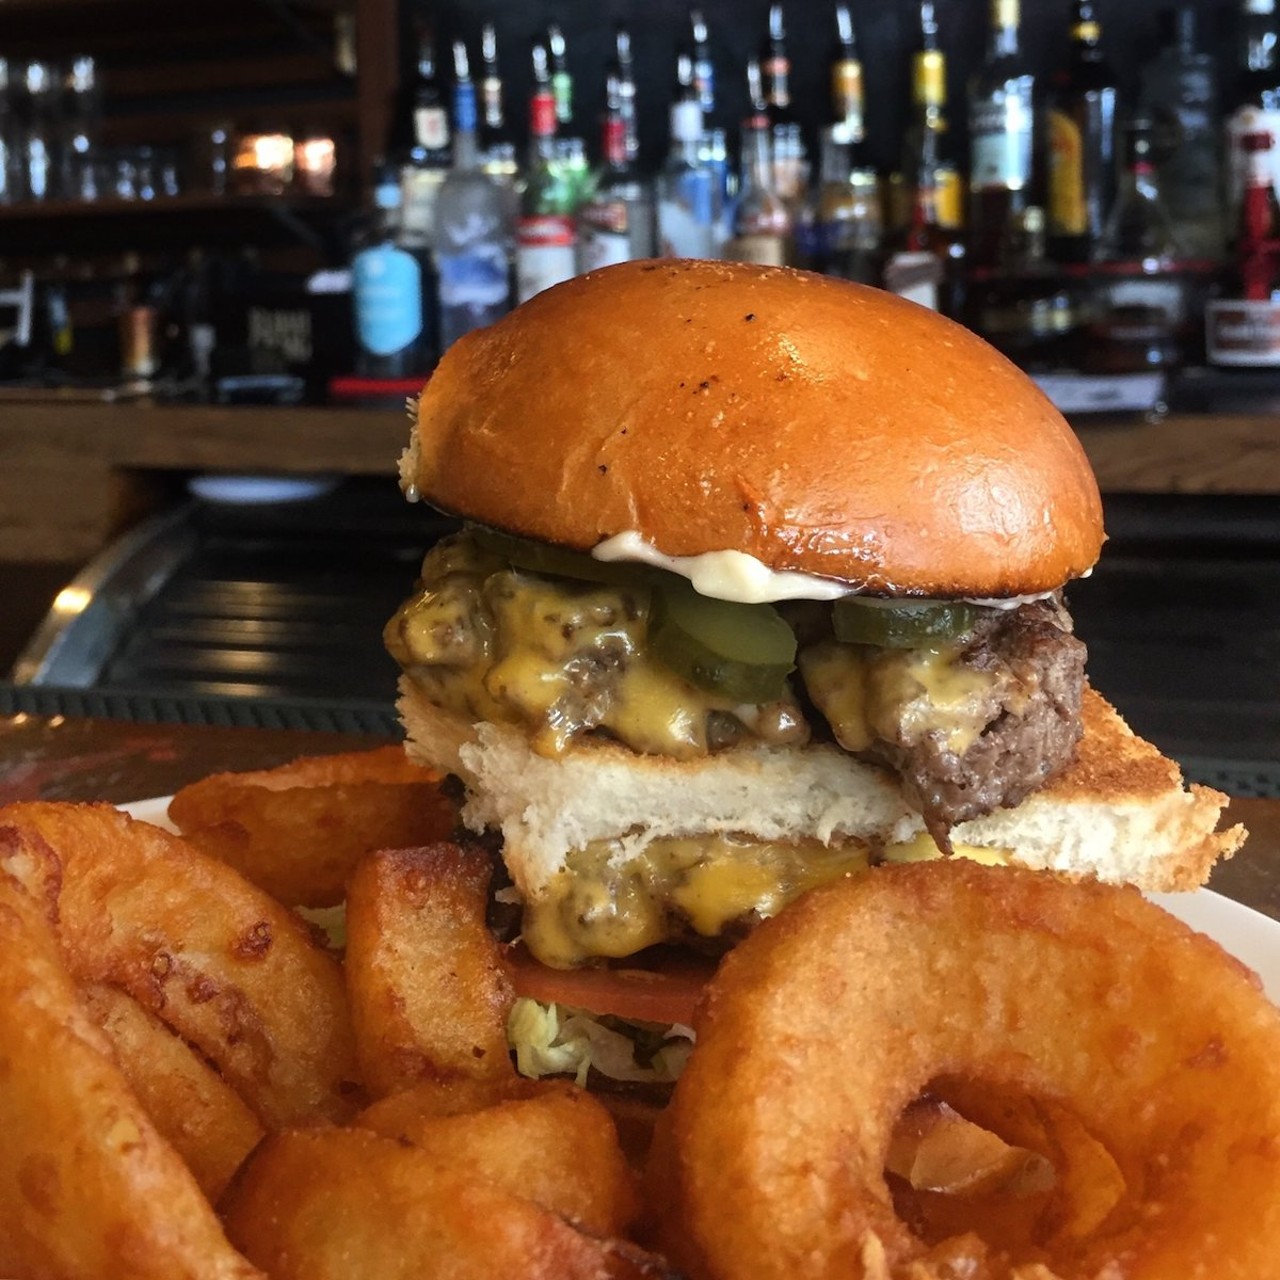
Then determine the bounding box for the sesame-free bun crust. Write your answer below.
[406,260,1103,597]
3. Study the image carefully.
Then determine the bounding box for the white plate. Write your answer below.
[121,797,1280,1003]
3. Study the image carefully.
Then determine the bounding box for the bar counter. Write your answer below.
[3,399,1280,563]
[0,710,1276,926]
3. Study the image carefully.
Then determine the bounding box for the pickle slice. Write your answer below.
[832,597,982,648]
[650,583,796,703]
[470,524,654,588]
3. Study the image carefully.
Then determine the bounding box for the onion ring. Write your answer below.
[0,833,261,1279]
[0,801,359,1127]
[650,861,1280,1280]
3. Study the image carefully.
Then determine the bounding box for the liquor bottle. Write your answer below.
[761,4,807,204]
[548,25,574,129]
[831,3,864,147]
[611,25,641,168]
[397,24,453,250]
[1226,0,1280,223]
[515,78,579,303]
[1044,1,1119,264]
[882,117,960,313]
[890,4,965,312]
[480,21,505,148]
[352,167,436,378]
[898,3,959,233]
[577,79,656,272]
[1082,114,1195,374]
[657,98,717,259]
[434,44,512,351]
[725,117,791,265]
[793,125,883,283]
[691,10,716,119]
[966,0,1036,271]
[1139,8,1225,260]
[1207,126,1280,364]
[966,206,1078,370]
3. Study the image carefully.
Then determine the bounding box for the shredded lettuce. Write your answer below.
[507,997,694,1088]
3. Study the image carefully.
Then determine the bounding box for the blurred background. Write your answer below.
[1,0,1279,792]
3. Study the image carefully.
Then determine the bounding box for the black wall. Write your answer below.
[403,0,1242,174]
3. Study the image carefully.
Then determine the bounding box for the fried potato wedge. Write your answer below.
[167,746,455,908]
[356,1078,640,1235]
[221,1127,671,1280]
[80,982,266,1203]
[345,842,514,1095]
[0,839,262,1280]
[0,801,360,1127]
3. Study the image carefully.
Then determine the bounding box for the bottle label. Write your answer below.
[726,233,787,267]
[1047,109,1086,235]
[415,106,450,152]
[970,90,1033,191]
[1228,107,1280,213]
[353,244,423,356]
[516,215,576,301]
[658,170,716,258]
[437,245,510,312]
[579,200,635,270]
[400,166,446,242]
[883,250,941,311]
[1206,299,1280,366]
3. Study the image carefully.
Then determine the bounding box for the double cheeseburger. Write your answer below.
[385,260,1241,1073]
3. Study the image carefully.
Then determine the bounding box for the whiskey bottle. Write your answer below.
[1044,1,1119,264]
[725,117,791,266]
[967,0,1036,271]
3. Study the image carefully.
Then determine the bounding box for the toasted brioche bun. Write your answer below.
[402,260,1103,598]
[399,677,1242,900]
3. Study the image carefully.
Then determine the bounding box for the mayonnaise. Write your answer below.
[591,530,1074,608]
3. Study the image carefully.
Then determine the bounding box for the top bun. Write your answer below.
[403,260,1103,597]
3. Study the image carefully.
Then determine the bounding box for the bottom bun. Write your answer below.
[399,677,1243,908]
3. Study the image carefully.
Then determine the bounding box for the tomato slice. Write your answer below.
[504,943,716,1028]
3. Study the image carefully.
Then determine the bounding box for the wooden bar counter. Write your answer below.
[1,399,1279,564]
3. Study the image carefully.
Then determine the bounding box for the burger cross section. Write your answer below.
[388,259,1239,970]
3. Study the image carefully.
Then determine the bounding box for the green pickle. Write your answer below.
[832,597,982,648]
[650,583,796,703]
[470,525,654,589]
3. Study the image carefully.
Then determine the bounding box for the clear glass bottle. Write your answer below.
[726,118,791,265]
[434,49,512,351]
[577,87,655,271]
[691,10,715,118]
[967,0,1037,270]
[657,98,717,259]
[1083,114,1197,373]
[1139,7,1225,259]
[352,168,436,378]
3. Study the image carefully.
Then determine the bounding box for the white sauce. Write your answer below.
[591,530,1076,608]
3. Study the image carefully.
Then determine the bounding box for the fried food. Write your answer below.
[0,838,262,1280]
[344,841,514,1096]
[220,1126,674,1280]
[356,1077,640,1235]
[168,745,455,907]
[79,982,265,1202]
[649,860,1280,1280]
[0,801,359,1127]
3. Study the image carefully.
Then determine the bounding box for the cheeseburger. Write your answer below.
[385,261,1241,1017]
